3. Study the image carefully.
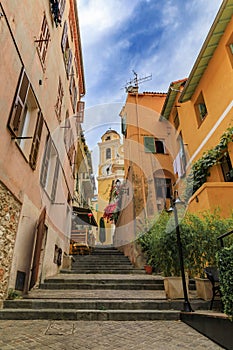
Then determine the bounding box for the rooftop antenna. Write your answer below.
[124,70,152,93]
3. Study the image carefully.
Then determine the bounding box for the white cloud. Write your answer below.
[161,1,180,29]
[78,0,223,142]
[79,0,140,46]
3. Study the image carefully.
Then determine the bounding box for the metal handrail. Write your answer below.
[217,229,233,247]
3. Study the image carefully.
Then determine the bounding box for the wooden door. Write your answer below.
[29,208,46,289]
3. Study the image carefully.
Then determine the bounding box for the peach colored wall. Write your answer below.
[0,0,84,294]
[117,92,180,255]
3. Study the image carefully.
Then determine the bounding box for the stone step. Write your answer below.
[72,259,132,263]
[91,251,125,255]
[62,269,145,274]
[3,299,210,311]
[40,283,164,290]
[0,308,181,321]
[43,278,163,285]
[72,262,133,270]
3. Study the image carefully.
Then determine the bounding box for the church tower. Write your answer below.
[97,129,124,245]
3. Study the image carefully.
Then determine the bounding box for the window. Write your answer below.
[55,77,64,122]
[69,67,77,113]
[121,115,127,136]
[174,112,180,130]
[8,69,43,169]
[61,21,72,77]
[229,43,233,54]
[50,0,65,27]
[36,14,50,69]
[59,0,66,17]
[40,136,60,202]
[155,140,165,154]
[176,132,187,177]
[154,178,171,198]
[221,153,233,182]
[106,148,111,160]
[226,33,233,68]
[144,136,165,154]
[63,111,75,167]
[195,92,208,123]
[64,111,71,154]
[105,136,111,141]
[75,101,85,123]
[74,56,79,78]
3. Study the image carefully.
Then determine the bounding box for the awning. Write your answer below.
[72,206,98,227]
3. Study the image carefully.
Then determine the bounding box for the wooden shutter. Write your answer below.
[59,0,66,17]
[72,87,77,113]
[61,21,68,52]
[51,157,60,202]
[144,136,156,153]
[64,113,71,153]
[40,136,51,188]
[9,70,29,136]
[69,67,74,95]
[66,48,73,75]
[76,101,84,123]
[29,111,44,170]
[121,116,127,136]
[72,150,76,178]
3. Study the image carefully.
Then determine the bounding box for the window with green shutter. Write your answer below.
[144,136,156,153]
[121,116,127,136]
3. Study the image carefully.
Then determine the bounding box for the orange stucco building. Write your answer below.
[116,90,179,253]
[163,0,233,217]
[0,0,85,301]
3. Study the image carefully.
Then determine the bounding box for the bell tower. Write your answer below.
[97,129,124,245]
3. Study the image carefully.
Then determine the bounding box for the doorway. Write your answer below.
[29,208,47,289]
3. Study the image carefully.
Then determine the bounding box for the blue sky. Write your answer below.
[78,0,222,164]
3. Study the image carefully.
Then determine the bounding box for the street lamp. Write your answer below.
[167,191,193,313]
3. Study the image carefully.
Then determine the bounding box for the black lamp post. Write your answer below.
[168,191,193,313]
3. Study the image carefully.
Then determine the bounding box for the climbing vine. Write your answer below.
[185,126,233,200]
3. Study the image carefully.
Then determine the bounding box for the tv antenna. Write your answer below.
[124,70,152,93]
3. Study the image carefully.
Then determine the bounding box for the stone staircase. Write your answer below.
[65,247,143,274]
[0,246,210,320]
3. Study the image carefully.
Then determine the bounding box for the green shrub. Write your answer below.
[7,288,22,300]
[137,209,233,278]
[217,245,233,320]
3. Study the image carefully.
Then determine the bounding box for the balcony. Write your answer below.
[188,182,233,217]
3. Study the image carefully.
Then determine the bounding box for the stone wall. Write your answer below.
[118,241,146,269]
[0,181,21,303]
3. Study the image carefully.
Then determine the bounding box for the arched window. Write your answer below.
[106,148,111,159]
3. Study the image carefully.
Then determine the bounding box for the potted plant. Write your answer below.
[144,257,153,274]
[137,209,233,299]
[137,211,189,297]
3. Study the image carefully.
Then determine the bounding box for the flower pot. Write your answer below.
[195,277,212,300]
[144,265,153,274]
[164,276,189,299]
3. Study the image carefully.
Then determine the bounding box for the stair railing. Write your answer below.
[217,229,233,248]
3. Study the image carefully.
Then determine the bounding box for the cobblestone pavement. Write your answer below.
[0,320,223,350]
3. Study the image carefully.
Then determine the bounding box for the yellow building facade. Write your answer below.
[97,130,124,245]
[163,0,233,218]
